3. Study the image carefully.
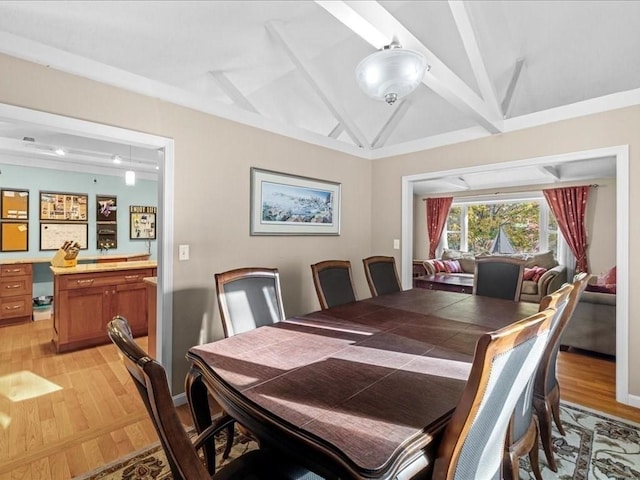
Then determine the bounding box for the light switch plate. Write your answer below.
[179,244,189,261]
[393,239,400,249]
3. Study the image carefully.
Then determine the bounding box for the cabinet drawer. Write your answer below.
[59,269,155,291]
[0,296,30,319]
[0,275,31,297]
[1,263,32,277]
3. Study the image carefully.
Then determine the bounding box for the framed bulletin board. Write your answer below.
[40,191,88,221]
[40,223,88,251]
[1,223,28,252]
[1,189,29,220]
[97,195,117,222]
[130,206,157,240]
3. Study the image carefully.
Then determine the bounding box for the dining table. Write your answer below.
[185,288,539,480]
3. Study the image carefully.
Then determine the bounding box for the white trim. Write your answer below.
[0,102,176,391]
[401,145,630,406]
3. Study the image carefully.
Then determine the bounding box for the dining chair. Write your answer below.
[107,316,324,480]
[310,260,357,309]
[215,267,286,337]
[473,256,525,301]
[533,272,590,471]
[503,283,573,480]
[362,255,402,297]
[432,306,556,480]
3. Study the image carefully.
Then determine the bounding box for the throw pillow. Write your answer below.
[531,251,557,270]
[531,267,548,282]
[586,283,616,294]
[433,260,447,273]
[443,259,463,273]
[524,266,547,282]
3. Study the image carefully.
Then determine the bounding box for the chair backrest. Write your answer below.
[310,260,357,309]
[362,256,401,297]
[473,256,525,301]
[433,307,555,480]
[534,272,590,396]
[107,316,209,480]
[506,283,573,447]
[215,267,286,337]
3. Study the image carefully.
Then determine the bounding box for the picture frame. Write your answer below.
[96,194,117,222]
[250,168,341,235]
[1,189,29,220]
[130,206,157,240]
[40,191,88,221]
[40,223,88,251]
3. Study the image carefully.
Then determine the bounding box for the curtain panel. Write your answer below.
[543,186,590,273]
[426,197,453,259]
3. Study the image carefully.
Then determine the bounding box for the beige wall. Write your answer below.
[0,53,373,392]
[413,176,617,275]
[372,107,638,395]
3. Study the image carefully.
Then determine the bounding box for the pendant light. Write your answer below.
[125,145,135,186]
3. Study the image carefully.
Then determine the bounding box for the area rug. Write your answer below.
[75,402,640,479]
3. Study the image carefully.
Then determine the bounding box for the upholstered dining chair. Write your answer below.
[107,316,323,480]
[533,272,590,471]
[362,255,402,297]
[432,306,556,480]
[310,260,357,309]
[215,267,286,337]
[473,256,525,301]
[503,283,573,480]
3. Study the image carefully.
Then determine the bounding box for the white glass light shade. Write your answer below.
[125,170,136,186]
[356,47,428,104]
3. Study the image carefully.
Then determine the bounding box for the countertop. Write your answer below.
[1,252,151,265]
[50,260,157,275]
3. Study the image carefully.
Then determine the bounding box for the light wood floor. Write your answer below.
[0,318,638,479]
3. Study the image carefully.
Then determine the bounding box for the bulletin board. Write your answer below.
[40,223,88,251]
[1,223,28,252]
[1,189,29,220]
[40,191,88,221]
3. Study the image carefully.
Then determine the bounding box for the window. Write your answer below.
[443,194,561,257]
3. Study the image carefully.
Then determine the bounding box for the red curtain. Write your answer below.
[543,186,590,273]
[426,197,453,259]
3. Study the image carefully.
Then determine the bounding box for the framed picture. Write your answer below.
[96,195,117,222]
[1,223,28,252]
[97,224,118,250]
[130,206,157,239]
[40,223,88,251]
[250,168,341,235]
[40,191,88,221]
[1,189,29,220]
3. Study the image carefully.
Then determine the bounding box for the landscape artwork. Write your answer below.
[250,168,341,235]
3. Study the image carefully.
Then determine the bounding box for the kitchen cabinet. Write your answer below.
[0,263,32,325]
[52,262,156,352]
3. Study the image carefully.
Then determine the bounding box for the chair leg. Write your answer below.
[528,418,543,480]
[185,368,216,475]
[549,384,565,436]
[533,395,557,472]
[222,421,234,459]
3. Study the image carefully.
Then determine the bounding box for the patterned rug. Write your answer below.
[75,403,640,479]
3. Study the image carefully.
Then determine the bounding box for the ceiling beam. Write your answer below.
[317,0,503,134]
[501,58,525,118]
[266,20,370,148]
[371,100,410,148]
[448,1,502,118]
[328,123,344,139]
[208,71,259,113]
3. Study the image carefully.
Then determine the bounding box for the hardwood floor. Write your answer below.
[0,318,638,479]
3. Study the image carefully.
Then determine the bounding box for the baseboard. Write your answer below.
[626,393,640,409]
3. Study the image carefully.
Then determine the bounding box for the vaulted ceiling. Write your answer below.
[0,1,634,185]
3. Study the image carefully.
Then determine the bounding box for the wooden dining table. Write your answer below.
[186,288,539,479]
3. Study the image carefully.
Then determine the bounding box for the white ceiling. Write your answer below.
[0,1,630,188]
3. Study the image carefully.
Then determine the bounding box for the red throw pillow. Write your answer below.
[586,283,616,294]
[524,266,547,282]
[443,259,463,273]
[433,260,447,273]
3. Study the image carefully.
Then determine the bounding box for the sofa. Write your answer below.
[560,273,616,357]
[422,249,567,303]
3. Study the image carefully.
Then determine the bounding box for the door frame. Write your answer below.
[401,145,631,406]
[0,103,175,385]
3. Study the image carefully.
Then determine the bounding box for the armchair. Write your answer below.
[520,264,567,303]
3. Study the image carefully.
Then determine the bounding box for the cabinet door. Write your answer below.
[114,282,148,336]
[59,286,110,344]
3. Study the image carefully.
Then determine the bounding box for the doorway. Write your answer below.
[0,103,175,382]
[401,145,630,406]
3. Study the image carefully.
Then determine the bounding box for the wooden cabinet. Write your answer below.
[0,263,33,325]
[53,266,155,352]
